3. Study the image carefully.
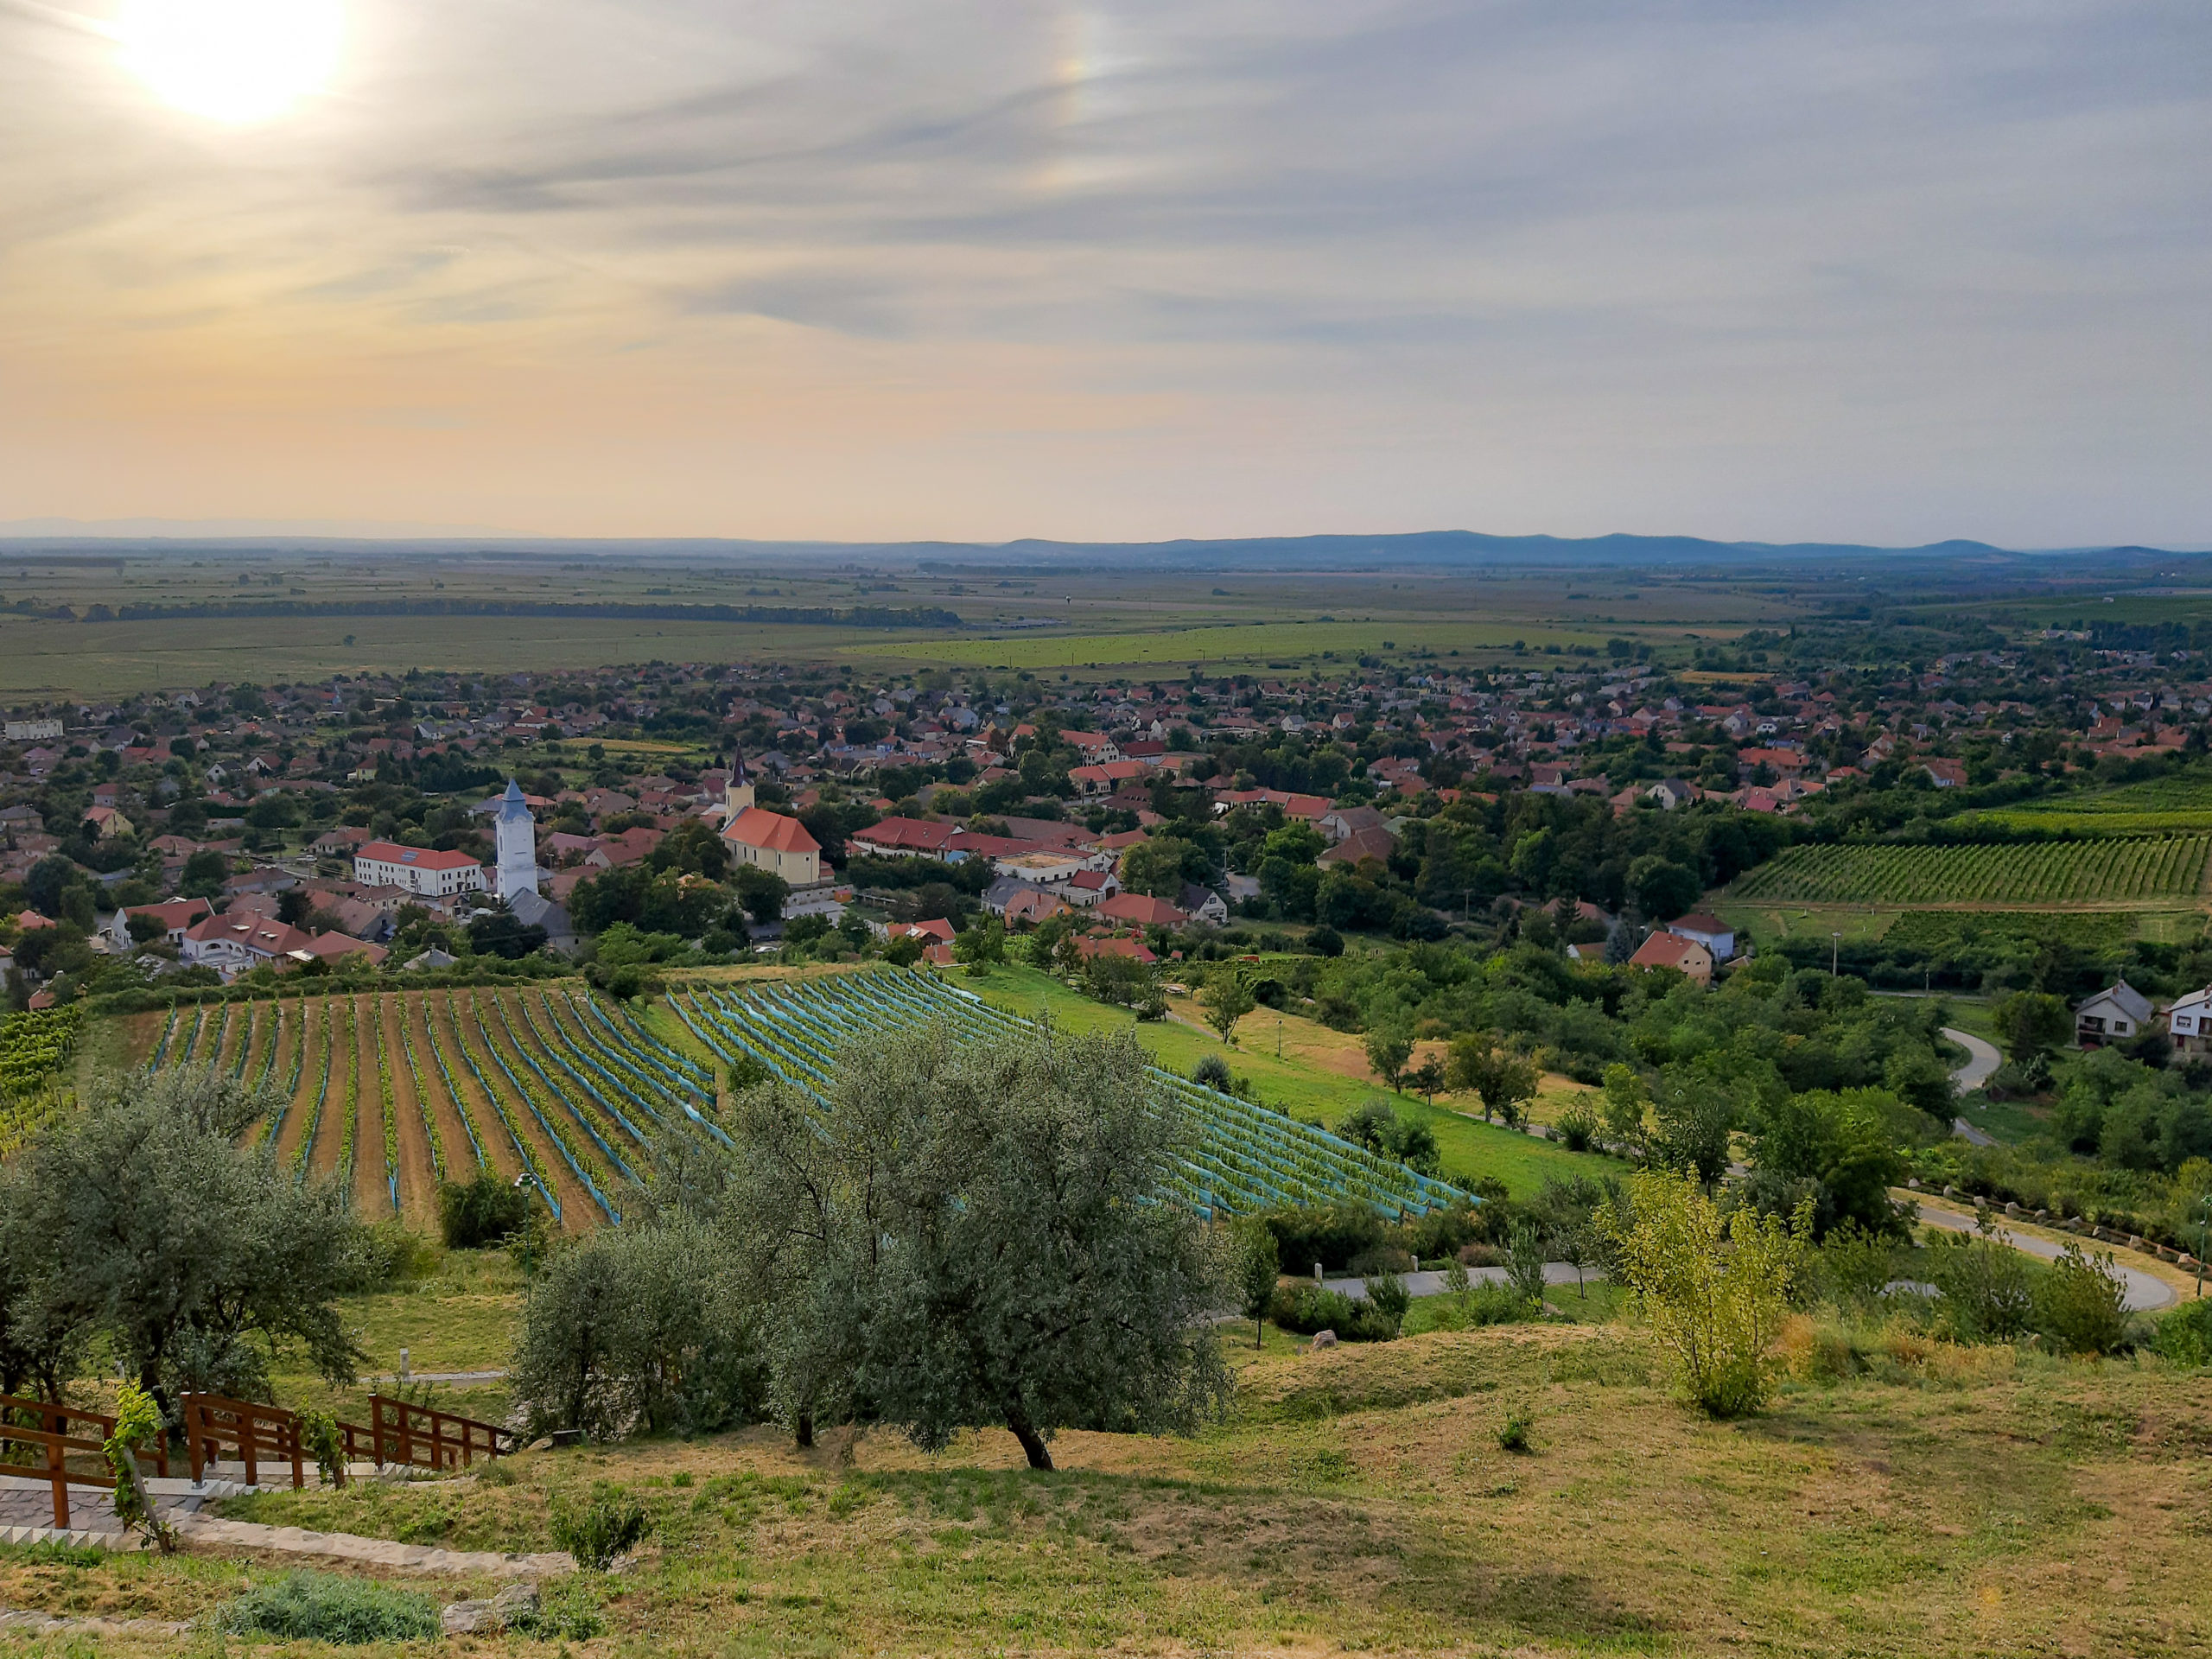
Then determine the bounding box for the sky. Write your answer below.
[0,0,2206,547]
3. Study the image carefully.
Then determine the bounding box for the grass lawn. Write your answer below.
[967,965,1624,1197]
[142,1319,2212,1657]
[265,1247,524,1427]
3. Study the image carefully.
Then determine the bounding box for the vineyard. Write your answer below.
[1726,835,2212,907]
[0,1004,82,1158]
[127,969,1466,1230]
[138,985,719,1232]
[668,970,1468,1217]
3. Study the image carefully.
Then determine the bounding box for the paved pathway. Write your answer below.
[1943,1027,2003,1091]
[1917,1205,2176,1310]
[175,1513,572,1576]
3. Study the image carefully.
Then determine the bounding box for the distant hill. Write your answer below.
[1,525,2200,574]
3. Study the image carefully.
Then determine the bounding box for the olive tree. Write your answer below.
[714,1020,1233,1470]
[1,1066,365,1409]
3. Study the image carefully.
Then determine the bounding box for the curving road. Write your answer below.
[1943,1027,2003,1091]
[1917,1204,2176,1311]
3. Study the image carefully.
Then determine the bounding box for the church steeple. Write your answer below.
[725,751,755,817]
[493,778,539,899]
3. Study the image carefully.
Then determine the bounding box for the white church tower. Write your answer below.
[493,778,539,900]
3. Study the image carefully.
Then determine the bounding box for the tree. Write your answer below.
[953,917,1007,970]
[1202,975,1256,1046]
[1599,1064,1650,1155]
[2034,1244,2130,1356]
[468,905,548,960]
[715,1022,1233,1470]
[1628,855,1701,922]
[1231,1219,1281,1349]
[1605,1173,1812,1417]
[1741,1087,1908,1239]
[0,1067,365,1408]
[1408,1056,1445,1105]
[1448,1032,1539,1127]
[1648,1068,1737,1185]
[180,849,229,902]
[1992,991,2071,1068]
[1364,1023,1414,1093]
[510,1218,764,1440]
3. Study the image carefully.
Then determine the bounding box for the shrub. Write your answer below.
[1925,1235,2032,1341]
[1553,1096,1599,1153]
[2035,1245,2130,1356]
[219,1571,439,1643]
[1191,1054,1234,1093]
[1496,1402,1535,1452]
[552,1492,651,1571]
[2153,1298,2212,1367]
[438,1173,535,1249]
[1255,1205,1387,1275]
[1818,1222,1898,1312]
[1463,1281,1537,1326]
[1267,1282,1400,1342]
[1504,1223,1548,1306]
[1605,1172,1812,1417]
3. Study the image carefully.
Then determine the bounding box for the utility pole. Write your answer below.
[1832,931,1841,976]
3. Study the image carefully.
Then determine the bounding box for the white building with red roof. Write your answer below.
[352,841,487,898]
[719,766,822,885]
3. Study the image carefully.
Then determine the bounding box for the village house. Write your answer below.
[1666,912,1737,960]
[2075,981,2153,1047]
[1628,931,1714,987]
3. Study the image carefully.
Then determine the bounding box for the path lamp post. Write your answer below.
[2196,1193,2212,1300]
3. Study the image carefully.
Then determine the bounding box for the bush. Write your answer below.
[219,1571,439,1643]
[1818,1222,1898,1312]
[2035,1244,2130,1356]
[1191,1054,1233,1093]
[1254,1205,1387,1275]
[2153,1298,2212,1367]
[1552,1096,1599,1153]
[1267,1282,1401,1341]
[439,1173,535,1249]
[1925,1234,2032,1341]
[551,1492,651,1571]
[1496,1402,1535,1452]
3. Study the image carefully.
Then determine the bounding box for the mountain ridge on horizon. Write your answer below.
[3,524,2202,569]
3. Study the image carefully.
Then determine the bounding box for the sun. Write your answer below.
[117,0,344,124]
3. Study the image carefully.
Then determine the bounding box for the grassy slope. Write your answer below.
[182,1321,2212,1658]
[968,964,1623,1197]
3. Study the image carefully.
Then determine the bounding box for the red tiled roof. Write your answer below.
[354,841,480,871]
[721,807,820,855]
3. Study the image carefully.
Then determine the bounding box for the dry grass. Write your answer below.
[117,1319,2207,1656]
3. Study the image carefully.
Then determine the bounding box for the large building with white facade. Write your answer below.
[353,840,487,898]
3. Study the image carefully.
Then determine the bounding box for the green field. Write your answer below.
[1728,836,2212,908]
[968,966,1619,1197]
[849,619,1612,672]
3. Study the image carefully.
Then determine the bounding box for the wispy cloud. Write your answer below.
[0,0,2204,543]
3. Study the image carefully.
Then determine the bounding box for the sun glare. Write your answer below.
[118,0,343,124]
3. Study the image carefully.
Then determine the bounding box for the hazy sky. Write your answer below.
[1,0,2205,545]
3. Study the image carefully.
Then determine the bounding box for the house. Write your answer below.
[311,826,374,857]
[1318,804,1387,843]
[1096,893,1191,929]
[2166,986,2212,1053]
[1060,731,1121,764]
[107,897,213,950]
[1646,779,1699,811]
[1064,868,1119,907]
[1628,931,1713,987]
[81,805,133,842]
[1667,912,1736,960]
[1318,825,1398,869]
[1179,883,1230,926]
[2075,981,2153,1047]
[886,918,958,946]
[179,913,381,975]
[353,842,487,898]
[1923,758,1967,789]
[1004,887,1073,928]
[848,817,961,859]
[1069,760,1154,798]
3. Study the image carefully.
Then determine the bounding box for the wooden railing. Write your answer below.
[180,1393,303,1491]
[0,1395,166,1479]
[0,1421,162,1531]
[364,1395,516,1471]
